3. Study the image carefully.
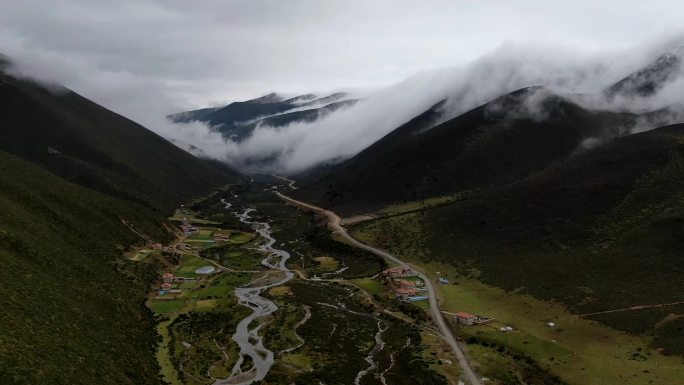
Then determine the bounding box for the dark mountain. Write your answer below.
[606,48,682,98]
[283,93,317,103]
[0,69,239,211]
[353,123,684,354]
[168,92,354,141]
[295,87,637,215]
[168,106,221,122]
[0,66,238,384]
[299,92,346,107]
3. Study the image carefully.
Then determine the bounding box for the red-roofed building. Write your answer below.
[161,283,173,290]
[395,287,418,299]
[455,311,476,326]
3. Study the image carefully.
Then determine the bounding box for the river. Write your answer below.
[214,199,294,385]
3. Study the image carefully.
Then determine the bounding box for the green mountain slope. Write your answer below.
[0,67,239,384]
[295,88,636,215]
[352,124,684,354]
[0,70,239,211]
[0,152,169,384]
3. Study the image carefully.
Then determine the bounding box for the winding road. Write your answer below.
[276,192,483,385]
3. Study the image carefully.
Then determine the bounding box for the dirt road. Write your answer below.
[276,192,483,385]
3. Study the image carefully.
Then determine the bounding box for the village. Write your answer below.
[133,193,576,385]
[378,265,514,332]
[126,206,251,302]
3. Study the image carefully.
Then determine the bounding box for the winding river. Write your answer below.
[215,199,294,385]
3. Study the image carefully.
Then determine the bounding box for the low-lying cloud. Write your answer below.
[196,37,684,173]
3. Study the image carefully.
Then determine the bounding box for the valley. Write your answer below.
[2,13,683,385]
[139,179,456,385]
[134,174,682,385]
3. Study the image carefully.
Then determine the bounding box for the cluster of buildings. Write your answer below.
[382,267,428,302]
[383,266,417,278]
[158,273,195,296]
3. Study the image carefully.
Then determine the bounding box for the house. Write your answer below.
[395,279,416,287]
[158,289,166,296]
[152,243,163,250]
[162,273,174,283]
[455,311,477,326]
[395,287,418,299]
[168,289,182,294]
[161,283,173,290]
[438,277,449,284]
[546,322,556,327]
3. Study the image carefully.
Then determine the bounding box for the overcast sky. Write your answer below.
[2,1,683,109]
[1,1,683,171]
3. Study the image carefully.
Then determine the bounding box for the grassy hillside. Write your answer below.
[294,88,637,215]
[0,67,239,384]
[351,124,684,355]
[0,70,239,211]
[0,152,170,384]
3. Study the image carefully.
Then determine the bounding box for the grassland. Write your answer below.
[376,192,468,216]
[351,278,385,295]
[432,271,684,385]
[350,219,684,385]
[149,300,186,314]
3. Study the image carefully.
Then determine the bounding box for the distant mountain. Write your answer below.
[250,99,357,130]
[0,64,239,384]
[606,47,682,98]
[169,106,222,123]
[283,93,317,104]
[294,87,637,214]
[168,92,355,141]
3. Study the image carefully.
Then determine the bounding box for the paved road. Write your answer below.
[276,192,483,385]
